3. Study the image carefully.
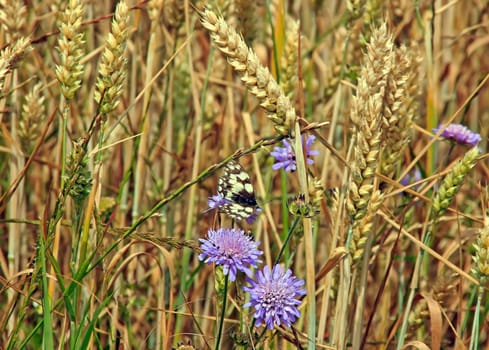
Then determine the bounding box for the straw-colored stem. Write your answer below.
[173,5,205,341]
[293,122,316,349]
[7,69,21,336]
[49,101,68,303]
[352,215,376,349]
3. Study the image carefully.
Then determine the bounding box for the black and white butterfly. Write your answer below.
[216,160,261,223]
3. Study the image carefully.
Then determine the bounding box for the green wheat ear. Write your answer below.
[64,139,92,203]
[431,146,480,220]
[472,223,489,286]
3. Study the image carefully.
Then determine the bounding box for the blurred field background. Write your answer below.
[0,0,488,349]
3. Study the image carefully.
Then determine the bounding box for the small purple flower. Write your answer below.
[270,135,319,172]
[207,194,229,210]
[400,169,422,187]
[245,207,262,225]
[199,228,263,282]
[243,264,306,330]
[433,123,481,146]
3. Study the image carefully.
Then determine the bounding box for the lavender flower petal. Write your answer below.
[199,228,262,282]
[433,123,481,146]
[243,264,306,329]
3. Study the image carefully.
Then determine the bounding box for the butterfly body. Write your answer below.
[217,160,260,222]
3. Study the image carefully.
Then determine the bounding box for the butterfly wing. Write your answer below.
[217,160,259,221]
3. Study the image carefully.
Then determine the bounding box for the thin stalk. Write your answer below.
[173,42,211,339]
[274,217,300,266]
[265,0,280,82]
[295,27,316,349]
[461,287,478,337]
[294,122,316,350]
[352,227,374,349]
[396,228,432,349]
[469,286,483,350]
[280,170,290,261]
[50,100,69,300]
[215,275,229,350]
[39,233,54,349]
[336,248,352,350]
[6,69,19,336]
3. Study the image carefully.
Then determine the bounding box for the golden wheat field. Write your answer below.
[0,0,488,349]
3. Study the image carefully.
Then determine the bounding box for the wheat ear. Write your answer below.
[200,8,296,136]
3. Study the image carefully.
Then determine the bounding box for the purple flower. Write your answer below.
[243,265,306,330]
[270,135,319,172]
[207,194,229,210]
[199,228,263,282]
[400,169,422,187]
[433,123,481,146]
[244,207,262,224]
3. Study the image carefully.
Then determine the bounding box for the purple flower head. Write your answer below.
[207,194,229,210]
[270,135,319,172]
[199,228,263,282]
[433,123,481,146]
[243,265,306,330]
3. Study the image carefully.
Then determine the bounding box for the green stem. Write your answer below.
[469,286,483,350]
[215,275,229,350]
[280,170,290,260]
[39,234,54,349]
[274,216,300,266]
[293,124,315,350]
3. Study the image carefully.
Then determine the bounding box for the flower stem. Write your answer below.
[275,216,300,266]
[215,275,229,350]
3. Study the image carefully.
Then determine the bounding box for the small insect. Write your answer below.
[217,160,261,222]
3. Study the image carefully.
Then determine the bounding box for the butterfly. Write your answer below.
[217,160,261,222]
